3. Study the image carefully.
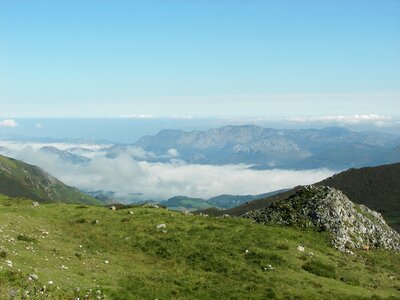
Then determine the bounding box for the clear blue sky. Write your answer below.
[0,0,399,118]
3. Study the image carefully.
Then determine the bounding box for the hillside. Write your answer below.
[0,195,400,299]
[208,163,400,232]
[162,190,288,211]
[244,185,400,252]
[0,154,100,205]
[105,125,400,170]
[162,196,213,211]
[316,163,400,231]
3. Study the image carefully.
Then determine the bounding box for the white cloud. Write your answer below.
[0,119,18,127]
[286,114,393,126]
[167,148,179,158]
[119,114,154,119]
[4,143,335,201]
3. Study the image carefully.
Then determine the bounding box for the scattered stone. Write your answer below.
[245,249,249,254]
[182,210,193,215]
[5,260,12,267]
[28,274,38,281]
[110,206,116,211]
[297,245,305,252]
[156,224,166,229]
[143,203,159,209]
[32,202,39,207]
[104,260,109,264]
[128,211,134,215]
[48,281,54,285]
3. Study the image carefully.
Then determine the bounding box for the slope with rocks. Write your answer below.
[1,194,400,299]
[244,185,400,252]
[0,154,100,205]
[316,162,400,231]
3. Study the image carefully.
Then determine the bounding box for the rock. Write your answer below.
[182,210,193,215]
[32,202,39,207]
[243,185,400,252]
[48,281,54,285]
[28,274,38,281]
[104,260,109,264]
[110,206,116,211]
[297,245,305,252]
[156,224,166,229]
[143,203,159,209]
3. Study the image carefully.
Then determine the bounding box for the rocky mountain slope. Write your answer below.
[106,125,400,170]
[316,162,400,231]
[0,154,100,205]
[244,185,400,252]
[207,163,400,231]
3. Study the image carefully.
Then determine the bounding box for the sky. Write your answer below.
[0,0,400,118]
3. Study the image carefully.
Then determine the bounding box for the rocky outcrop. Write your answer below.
[243,185,400,252]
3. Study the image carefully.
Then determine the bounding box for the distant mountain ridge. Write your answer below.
[0,154,100,205]
[107,125,400,170]
[161,190,289,211]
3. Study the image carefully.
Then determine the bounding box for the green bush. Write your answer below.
[302,260,337,279]
[17,234,38,243]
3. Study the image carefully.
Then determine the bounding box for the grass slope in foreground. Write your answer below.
[0,195,399,299]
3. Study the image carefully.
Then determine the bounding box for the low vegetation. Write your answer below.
[0,194,399,299]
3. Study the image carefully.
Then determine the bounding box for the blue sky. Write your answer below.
[0,0,399,118]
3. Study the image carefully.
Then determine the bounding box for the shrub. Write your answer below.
[302,260,337,279]
[17,234,38,243]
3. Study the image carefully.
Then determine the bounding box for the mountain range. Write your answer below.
[107,125,400,170]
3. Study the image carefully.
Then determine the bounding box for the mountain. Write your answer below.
[161,196,213,211]
[208,163,400,231]
[315,162,400,231]
[244,185,400,252]
[161,190,289,211]
[40,146,90,164]
[107,125,400,170]
[0,154,100,205]
[0,194,399,299]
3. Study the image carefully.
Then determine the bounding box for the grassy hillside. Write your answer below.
[161,196,213,211]
[0,195,399,299]
[0,154,100,205]
[316,163,400,231]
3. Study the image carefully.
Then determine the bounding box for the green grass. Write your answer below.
[0,194,399,299]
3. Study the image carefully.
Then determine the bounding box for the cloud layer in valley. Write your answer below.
[1,141,335,201]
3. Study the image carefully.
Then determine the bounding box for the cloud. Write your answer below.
[4,143,335,201]
[0,119,18,127]
[167,148,179,158]
[286,114,393,126]
[119,114,154,119]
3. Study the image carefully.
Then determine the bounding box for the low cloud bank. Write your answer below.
[0,119,18,127]
[3,142,335,201]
